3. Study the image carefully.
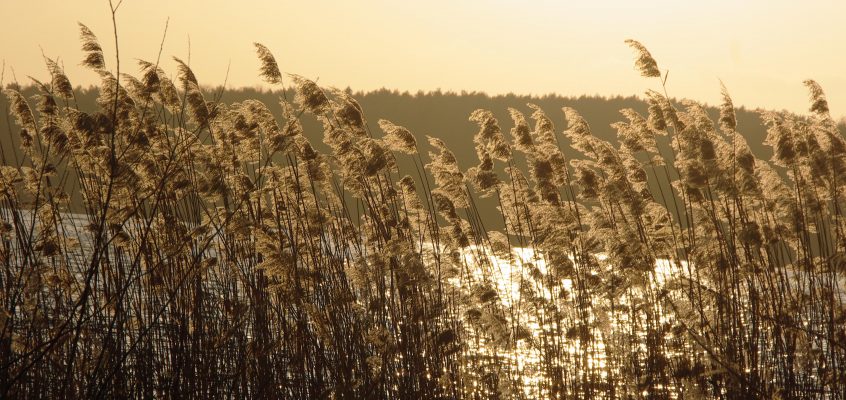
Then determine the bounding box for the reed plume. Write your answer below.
[78,23,105,70]
[624,39,661,78]
[253,42,283,85]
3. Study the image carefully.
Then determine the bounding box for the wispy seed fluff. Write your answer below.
[241,99,288,152]
[289,74,330,115]
[332,90,367,136]
[179,74,210,127]
[507,108,534,152]
[173,57,198,87]
[171,58,213,127]
[2,89,37,131]
[41,123,69,154]
[469,109,510,161]
[379,119,417,154]
[137,60,160,91]
[624,39,661,78]
[562,107,590,138]
[562,107,597,155]
[31,78,58,115]
[645,92,667,132]
[803,79,829,117]
[719,82,737,132]
[45,58,73,99]
[138,60,180,110]
[122,73,151,103]
[253,43,283,85]
[762,112,796,167]
[648,90,684,131]
[572,160,599,199]
[431,191,458,221]
[617,108,658,154]
[527,103,556,146]
[359,138,392,176]
[398,175,421,209]
[78,23,105,70]
[468,145,500,194]
[426,136,469,209]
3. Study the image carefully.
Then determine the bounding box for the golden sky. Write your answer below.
[2,0,844,116]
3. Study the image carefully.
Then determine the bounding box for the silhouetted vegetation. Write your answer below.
[0,15,844,400]
[3,83,809,228]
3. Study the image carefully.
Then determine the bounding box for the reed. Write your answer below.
[0,16,843,400]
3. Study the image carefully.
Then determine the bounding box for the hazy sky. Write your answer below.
[2,0,844,116]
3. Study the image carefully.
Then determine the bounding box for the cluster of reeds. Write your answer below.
[0,16,844,400]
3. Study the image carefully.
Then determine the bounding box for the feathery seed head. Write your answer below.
[469,109,510,161]
[803,79,829,117]
[528,104,556,145]
[624,39,661,78]
[122,73,151,102]
[36,91,58,116]
[185,81,210,127]
[469,109,498,142]
[45,58,73,99]
[331,90,367,136]
[432,191,458,220]
[563,107,602,156]
[719,82,737,132]
[647,90,683,131]
[399,175,416,194]
[41,123,69,154]
[762,112,797,166]
[253,43,283,85]
[562,107,590,138]
[646,93,667,132]
[379,119,417,154]
[173,57,198,87]
[78,23,105,70]
[573,160,599,198]
[427,136,458,166]
[681,100,715,133]
[619,109,658,154]
[289,74,330,115]
[3,89,36,131]
[360,138,391,176]
[508,108,534,152]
